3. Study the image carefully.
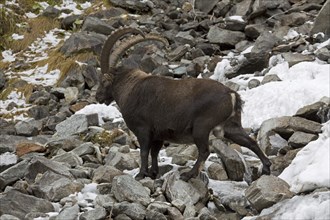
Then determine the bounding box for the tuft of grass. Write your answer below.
[34,49,98,84]
[0,78,34,101]
[0,7,21,51]
[9,16,60,53]
[90,129,124,147]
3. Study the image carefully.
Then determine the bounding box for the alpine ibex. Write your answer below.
[96,27,271,181]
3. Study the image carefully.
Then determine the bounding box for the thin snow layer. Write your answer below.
[243,191,330,220]
[0,152,17,166]
[75,103,123,124]
[239,61,330,129]
[279,121,330,193]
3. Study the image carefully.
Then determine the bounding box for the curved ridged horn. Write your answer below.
[100,27,145,75]
[109,33,169,69]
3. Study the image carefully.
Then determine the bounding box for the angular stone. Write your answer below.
[31,170,83,202]
[94,194,116,211]
[261,74,282,85]
[56,204,79,220]
[195,0,218,14]
[0,189,54,219]
[112,175,151,206]
[282,52,314,67]
[16,142,45,157]
[248,79,261,89]
[52,152,83,168]
[288,131,318,148]
[113,202,147,220]
[55,114,89,138]
[207,26,245,47]
[104,150,139,171]
[147,201,171,214]
[0,159,30,190]
[295,98,330,123]
[60,31,106,57]
[71,142,95,156]
[245,175,294,211]
[207,161,228,181]
[163,172,205,206]
[310,0,330,38]
[0,214,20,220]
[14,119,39,137]
[79,206,107,220]
[82,16,114,35]
[183,205,196,218]
[211,139,245,181]
[258,116,322,155]
[146,210,167,220]
[25,156,73,183]
[92,165,124,183]
[167,206,184,220]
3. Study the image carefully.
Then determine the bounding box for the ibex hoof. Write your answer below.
[135,172,147,181]
[262,165,271,175]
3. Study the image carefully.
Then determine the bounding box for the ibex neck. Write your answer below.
[112,68,149,108]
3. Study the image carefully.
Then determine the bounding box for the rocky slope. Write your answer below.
[0,0,329,219]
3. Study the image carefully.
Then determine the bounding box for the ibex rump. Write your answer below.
[96,27,271,181]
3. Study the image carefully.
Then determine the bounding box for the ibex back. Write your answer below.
[96,27,271,181]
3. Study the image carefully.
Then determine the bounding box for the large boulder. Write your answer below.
[245,175,294,212]
[310,0,330,39]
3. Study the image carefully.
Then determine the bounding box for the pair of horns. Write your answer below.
[100,27,169,76]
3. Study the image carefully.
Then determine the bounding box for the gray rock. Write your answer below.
[42,6,60,18]
[227,0,254,17]
[0,189,54,219]
[207,26,245,47]
[245,23,270,39]
[81,64,99,89]
[28,105,50,120]
[310,0,330,38]
[248,79,261,89]
[79,206,107,220]
[175,31,196,46]
[167,206,184,220]
[113,202,147,220]
[261,74,282,85]
[207,161,228,181]
[210,180,249,211]
[0,214,20,220]
[71,142,95,156]
[315,47,330,61]
[25,156,73,183]
[55,114,89,138]
[94,194,116,211]
[92,165,123,183]
[104,150,139,171]
[30,170,83,202]
[245,175,294,212]
[146,210,167,220]
[295,97,330,123]
[183,204,197,218]
[271,149,300,176]
[195,0,218,14]
[109,0,151,12]
[171,199,186,213]
[14,119,39,137]
[112,175,151,206]
[0,159,30,190]
[282,52,314,67]
[211,139,245,181]
[55,204,79,220]
[147,201,171,214]
[82,16,114,35]
[52,151,83,168]
[60,31,106,57]
[288,131,318,148]
[224,17,247,31]
[280,12,308,27]
[0,70,6,90]
[258,116,322,155]
[163,172,205,206]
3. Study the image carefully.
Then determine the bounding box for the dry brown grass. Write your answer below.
[9,16,60,53]
[0,78,34,101]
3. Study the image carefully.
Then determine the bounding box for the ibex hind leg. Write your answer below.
[224,125,271,175]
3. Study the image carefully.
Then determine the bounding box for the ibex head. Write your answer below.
[95,27,169,105]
